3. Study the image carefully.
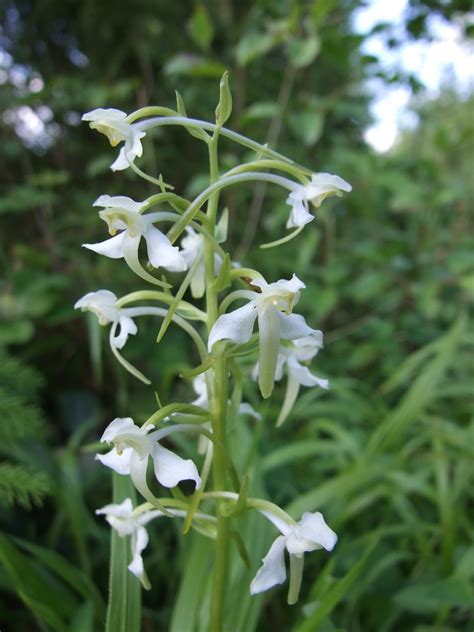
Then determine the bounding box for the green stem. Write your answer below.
[204,129,230,632]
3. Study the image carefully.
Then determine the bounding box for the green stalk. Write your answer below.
[204,128,230,632]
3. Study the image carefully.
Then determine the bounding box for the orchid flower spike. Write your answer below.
[74,289,138,349]
[180,227,222,298]
[96,418,201,504]
[250,510,337,604]
[82,108,145,171]
[287,173,352,228]
[96,498,164,589]
[253,333,329,426]
[208,274,317,398]
[82,195,187,281]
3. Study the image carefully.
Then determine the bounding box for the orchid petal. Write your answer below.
[93,195,143,213]
[250,535,287,595]
[208,302,257,351]
[151,443,201,489]
[238,402,261,420]
[297,512,338,552]
[279,312,316,340]
[128,525,149,582]
[145,225,187,272]
[100,417,138,443]
[110,147,131,171]
[96,446,132,475]
[82,232,126,259]
[111,315,138,349]
[287,357,329,389]
[286,198,314,229]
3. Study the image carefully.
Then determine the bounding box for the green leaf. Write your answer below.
[175,90,210,142]
[214,254,232,292]
[0,532,77,631]
[215,70,233,127]
[294,539,377,631]
[105,473,141,632]
[235,31,279,66]
[393,577,474,613]
[188,3,214,51]
[287,34,321,68]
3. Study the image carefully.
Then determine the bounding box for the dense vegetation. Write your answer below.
[0,1,472,630]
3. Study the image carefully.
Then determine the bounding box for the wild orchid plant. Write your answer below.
[76,73,351,631]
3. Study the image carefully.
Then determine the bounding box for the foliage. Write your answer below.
[0,0,473,630]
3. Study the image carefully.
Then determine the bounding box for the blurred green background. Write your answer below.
[0,1,473,630]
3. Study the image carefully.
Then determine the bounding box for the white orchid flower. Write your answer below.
[180,227,222,298]
[82,195,187,280]
[74,289,138,349]
[82,108,146,171]
[287,173,352,228]
[250,510,337,604]
[252,334,329,426]
[96,417,201,503]
[190,372,261,453]
[96,498,163,589]
[208,274,317,398]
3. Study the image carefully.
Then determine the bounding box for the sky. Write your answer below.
[352,0,474,152]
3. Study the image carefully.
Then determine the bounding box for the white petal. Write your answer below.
[100,417,137,443]
[128,525,149,581]
[93,195,143,213]
[271,274,305,295]
[74,289,117,311]
[250,535,287,595]
[96,446,132,475]
[279,313,316,340]
[128,128,146,158]
[96,497,133,517]
[82,108,127,122]
[208,302,257,351]
[82,232,126,259]
[238,402,261,420]
[258,510,292,537]
[151,444,201,489]
[287,357,329,389]
[111,314,138,349]
[145,225,187,272]
[286,197,314,229]
[297,512,338,552]
[111,146,132,171]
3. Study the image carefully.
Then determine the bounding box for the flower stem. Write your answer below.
[204,129,230,632]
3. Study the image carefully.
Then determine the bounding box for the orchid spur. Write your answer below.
[253,334,330,426]
[208,274,317,398]
[82,108,146,171]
